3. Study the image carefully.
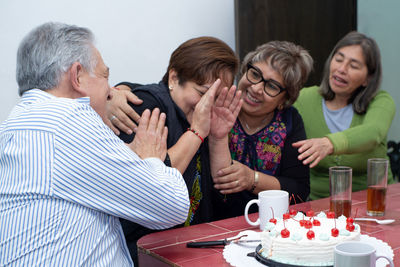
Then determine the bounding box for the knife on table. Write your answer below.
[186,238,260,248]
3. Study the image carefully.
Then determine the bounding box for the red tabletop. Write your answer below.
[138,183,400,267]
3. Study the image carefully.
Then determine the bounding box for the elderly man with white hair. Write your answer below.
[0,22,190,266]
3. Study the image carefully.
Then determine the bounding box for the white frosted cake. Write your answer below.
[260,211,361,266]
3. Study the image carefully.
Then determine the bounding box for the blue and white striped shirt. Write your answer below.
[0,89,189,266]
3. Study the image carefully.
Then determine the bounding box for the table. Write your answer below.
[138,183,400,266]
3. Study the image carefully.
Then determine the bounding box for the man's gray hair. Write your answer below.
[16,22,96,96]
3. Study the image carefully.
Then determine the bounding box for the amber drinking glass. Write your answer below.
[330,166,352,218]
[367,158,389,216]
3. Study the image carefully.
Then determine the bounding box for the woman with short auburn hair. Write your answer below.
[106,36,241,265]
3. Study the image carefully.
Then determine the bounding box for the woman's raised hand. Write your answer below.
[209,85,242,140]
[105,86,142,135]
[190,79,222,138]
[292,137,334,168]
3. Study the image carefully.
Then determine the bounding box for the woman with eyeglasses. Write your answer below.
[210,41,313,219]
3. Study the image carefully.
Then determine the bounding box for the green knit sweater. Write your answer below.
[294,86,395,200]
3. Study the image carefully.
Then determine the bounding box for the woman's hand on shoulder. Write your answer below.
[292,137,334,168]
[105,86,143,135]
[213,160,253,194]
[209,85,242,140]
[128,108,168,160]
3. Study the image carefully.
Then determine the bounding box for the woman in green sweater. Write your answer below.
[293,31,395,200]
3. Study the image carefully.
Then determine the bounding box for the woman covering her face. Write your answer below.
[210,41,313,219]
[293,31,395,200]
[106,36,241,264]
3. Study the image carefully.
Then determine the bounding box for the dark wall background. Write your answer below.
[235,0,357,86]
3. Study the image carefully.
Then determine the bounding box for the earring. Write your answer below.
[169,85,173,91]
[278,104,284,110]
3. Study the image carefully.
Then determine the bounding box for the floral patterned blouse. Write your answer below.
[229,110,286,175]
[212,107,310,221]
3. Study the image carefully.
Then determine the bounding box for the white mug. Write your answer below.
[244,190,288,230]
[334,241,393,267]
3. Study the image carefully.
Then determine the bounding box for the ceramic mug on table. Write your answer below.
[334,241,393,267]
[244,190,289,230]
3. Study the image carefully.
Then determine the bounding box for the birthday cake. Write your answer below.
[260,210,361,266]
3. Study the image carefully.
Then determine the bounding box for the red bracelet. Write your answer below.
[187,128,204,143]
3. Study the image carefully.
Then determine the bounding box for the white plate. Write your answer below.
[360,235,394,267]
[223,232,393,267]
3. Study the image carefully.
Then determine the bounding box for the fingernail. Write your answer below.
[127,130,133,135]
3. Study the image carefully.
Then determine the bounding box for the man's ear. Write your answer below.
[69,62,86,95]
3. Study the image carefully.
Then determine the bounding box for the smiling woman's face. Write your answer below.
[237,61,286,118]
[329,45,369,99]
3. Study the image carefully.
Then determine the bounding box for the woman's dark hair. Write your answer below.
[162,36,239,87]
[319,31,382,114]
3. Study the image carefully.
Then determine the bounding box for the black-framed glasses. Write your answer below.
[246,63,286,97]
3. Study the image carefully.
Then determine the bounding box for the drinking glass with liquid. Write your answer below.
[329,166,352,218]
[367,158,389,216]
